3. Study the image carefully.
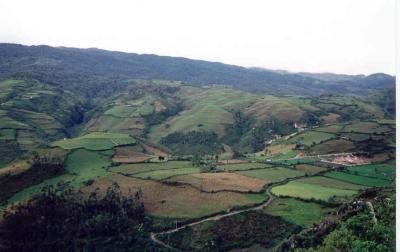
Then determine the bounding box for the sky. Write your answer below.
[0,0,396,75]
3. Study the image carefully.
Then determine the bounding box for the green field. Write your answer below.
[340,133,371,142]
[346,163,395,181]
[0,116,29,129]
[110,161,193,175]
[310,139,355,154]
[51,132,135,150]
[8,149,112,203]
[270,150,299,160]
[294,164,327,175]
[104,103,154,118]
[288,131,335,146]
[148,88,258,142]
[217,162,270,171]
[324,171,392,187]
[296,176,367,190]
[263,198,332,227]
[0,129,15,140]
[238,167,305,183]
[272,158,316,166]
[342,122,391,134]
[133,167,202,180]
[271,181,357,202]
[314,124,343,133]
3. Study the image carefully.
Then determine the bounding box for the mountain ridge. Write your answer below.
[0,43,395,96]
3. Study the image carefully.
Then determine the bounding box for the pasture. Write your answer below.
[294,164,327,175]
[51,132,135,150]
[109,161,192,175]
[244,96,304,123]
[342,122,391,134]
[271,181,357,202]
[85,115,145,135]
[83,174,266,218]
[270,150,298,160]
[295,176,367,190]
[217,162,270,171]
[340,133,371,142]
[272,158,316,166]
[104,103,154,118]
[112,146,153,163]
[147,87,258,142]
[167,172,267,192]
[265,144,296,157]
[325,171,393,187]
[0,129,15,140]
[288,131,335,146]
[132,167,201,180]
[263,198,332,227]
[238,167,305,183]
[314,124,343,133]
[310,139,355,154]
[346,163,395,181]
[8,149,112,203]
[320,113,340,123]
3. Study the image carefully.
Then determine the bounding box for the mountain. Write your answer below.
[0,43,395,96]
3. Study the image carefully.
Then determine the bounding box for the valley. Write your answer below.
[0,45,395,251]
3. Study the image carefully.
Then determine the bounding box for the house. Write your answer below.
[294,122,307,132]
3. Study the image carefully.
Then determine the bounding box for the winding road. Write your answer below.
[150,187,276,250]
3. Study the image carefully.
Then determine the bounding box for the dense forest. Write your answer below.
[0,183,166,252]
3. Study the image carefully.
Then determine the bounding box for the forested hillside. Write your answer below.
[0,43,395,96]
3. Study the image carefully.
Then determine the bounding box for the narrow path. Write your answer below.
[150,187,276,250]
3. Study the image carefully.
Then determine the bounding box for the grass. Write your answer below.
[167,172,267,192]
[324,171,393,187]
[342,122,391,134]
[346,163,395,181]
[217,162,270,171]
[110,161,192,175]
[132,167,202,180]
[310,139,355,154]
[265,144,296,156]
[376,119,395,125]
[340,133,371,142]
[83,174,266,218]
[271,181,357,202]
[271,150,299,160]
[237,167,305,183]
[272,158,317,166]
[294,164,327,175]
[296,176,367,190]
[148,87,256,142]
[7,149,112,204]
[0,116,29,129]
[288,131,335,146]
[314,124,343,133]
[0,129,15,140]
[263,198,332,227]
[104,104,154,118]
[244,95,304,124]
[51,132,135,150]
[85,115,124,132]
[320,113,340,123]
